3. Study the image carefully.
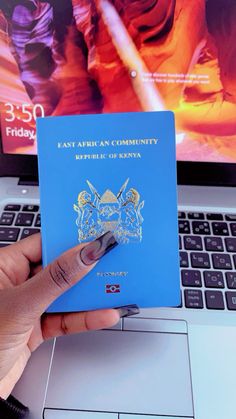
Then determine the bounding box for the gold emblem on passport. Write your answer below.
[73,179,144,244]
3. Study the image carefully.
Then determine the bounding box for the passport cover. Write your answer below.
[37,111,180,312]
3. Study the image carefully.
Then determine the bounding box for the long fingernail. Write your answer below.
[80,231,118,266]
[116,304,140,318]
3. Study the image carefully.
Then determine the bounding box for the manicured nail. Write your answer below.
[116,304,140,318]
[80,231,118,266]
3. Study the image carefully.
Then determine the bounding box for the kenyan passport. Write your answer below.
[37,111,180,312]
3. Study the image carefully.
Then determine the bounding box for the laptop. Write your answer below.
[1,1,236,418]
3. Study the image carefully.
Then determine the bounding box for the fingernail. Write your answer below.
[80,231,118,266]
[116,304,140,318]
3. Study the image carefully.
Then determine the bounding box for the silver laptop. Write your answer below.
[1,1,236,418]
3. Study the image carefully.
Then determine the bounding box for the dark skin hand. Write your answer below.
[0,233,120,399]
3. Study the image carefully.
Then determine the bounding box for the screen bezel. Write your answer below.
[0,136,38,181]
[1,136,236,186]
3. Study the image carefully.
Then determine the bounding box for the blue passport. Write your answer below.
[37,111,180,312]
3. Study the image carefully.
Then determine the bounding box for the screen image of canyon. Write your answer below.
[0,0,236,161]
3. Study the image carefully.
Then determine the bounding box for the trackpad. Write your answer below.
[45,330,193,417]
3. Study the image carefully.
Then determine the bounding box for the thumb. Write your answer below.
[18,231,118,318]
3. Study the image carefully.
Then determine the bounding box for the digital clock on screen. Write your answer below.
[4,103,45,122]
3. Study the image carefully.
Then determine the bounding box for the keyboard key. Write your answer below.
[212,253,232,270]
[191,252,210,268]
[15,213,34,226]
[203,271,224,288]
[184,236,203,251]
[204,237,223,252]
[205,291,224,310]
[179,236,182,250]
[206,213,223,221]
[0,212,15,226]
[192,221,210,235]
[225,214,236,221]
[0,243,10,247]
[178,211,186,219]
[22,205,39,212]
[233,255,236,269]
[181,270,202,287]
[35,213,41,227]
[184,289,203,309]
[0,227,20,242]
[230,223,236,236]
[225,272,236,289]
[4,204,21,211]
[179,220,190,234]
[188,212,204,220]
[212,222,229,236]
[225,238,236,252]
[179,251,189,267]
[226,292,236,310]
[20,228,40,240]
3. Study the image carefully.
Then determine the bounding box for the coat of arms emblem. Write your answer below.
[73,179,144,244]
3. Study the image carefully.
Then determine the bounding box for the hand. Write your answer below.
[0,232,120,399]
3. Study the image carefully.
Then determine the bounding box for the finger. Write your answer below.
[5,233,42,264]
[17,231,118,319]
[0,234,42,286]
[41,309,120,341]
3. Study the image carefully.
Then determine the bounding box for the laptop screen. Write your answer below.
[0,0,236,163]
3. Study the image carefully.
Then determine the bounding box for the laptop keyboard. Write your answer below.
[179,211,236,311]
[1,204,236,311]
[0,204,41,246]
